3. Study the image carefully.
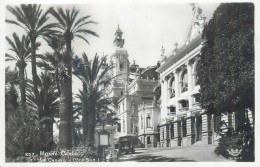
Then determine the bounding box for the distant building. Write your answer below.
[108,25,160,147]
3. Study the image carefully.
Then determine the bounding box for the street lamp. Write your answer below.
[99,110,107,130]
[98,110,110,162]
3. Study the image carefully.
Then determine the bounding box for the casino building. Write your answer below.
[156,4,214,147]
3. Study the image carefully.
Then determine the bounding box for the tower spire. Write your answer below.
[113,25,125,48]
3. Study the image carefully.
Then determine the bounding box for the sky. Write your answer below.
[4,3,218,67]
[3,2,219,95]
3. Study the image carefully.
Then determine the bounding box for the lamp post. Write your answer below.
[100,110,107,130]
[98,110,108,161]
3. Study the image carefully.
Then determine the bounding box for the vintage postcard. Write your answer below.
[0,0,258,166]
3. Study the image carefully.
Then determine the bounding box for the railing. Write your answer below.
[167,112,176,117]
[192,102,201,108]
[138,103,154,110]
[179,107,189,113]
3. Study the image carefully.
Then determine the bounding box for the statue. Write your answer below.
[186,3,206,43]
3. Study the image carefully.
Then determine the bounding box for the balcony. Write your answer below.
[167,112,176,120]
[192,102,201,108]
[191,102,201,112]
[179,107,189,113]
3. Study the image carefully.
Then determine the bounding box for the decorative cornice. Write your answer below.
[156,36,202,73]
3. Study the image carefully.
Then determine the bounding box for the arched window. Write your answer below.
[169,77,175,98]
[146,114,151,128]
[181,69,188,92]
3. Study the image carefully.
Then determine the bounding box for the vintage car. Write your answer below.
[115,134,139,155]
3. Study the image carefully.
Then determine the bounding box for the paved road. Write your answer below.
[118,144,232,162]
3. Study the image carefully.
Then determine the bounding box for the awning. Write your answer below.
[178,96,189,102]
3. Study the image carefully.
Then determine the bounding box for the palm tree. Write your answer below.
[5,33,33,156]
[73,53,114,145]
[37,35,65,96]
[26,72,60,151]
[49,6,98,149]
[5,33,31,114]
[6,5,58,126]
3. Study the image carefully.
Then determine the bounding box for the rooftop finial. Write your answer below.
[174,41,178,49]
[173,41,178,55]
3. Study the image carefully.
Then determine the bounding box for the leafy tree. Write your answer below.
[197,3,254,161]
[73,54,114,146]
[49,7,98,149]
[198,3,254,129]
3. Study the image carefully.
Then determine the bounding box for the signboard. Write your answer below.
[100,134,109,146]
[98,130,110,147]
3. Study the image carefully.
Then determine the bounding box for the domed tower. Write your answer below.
[109,25,130,98]
[113,24,125,48]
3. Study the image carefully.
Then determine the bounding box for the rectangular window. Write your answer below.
[195,94,200,103]
[146,116,151,128]
[181,100,189,108]
[118,123,121,132]
[123,120,125,132]
[170,107,176,113]
[120,63,123,71]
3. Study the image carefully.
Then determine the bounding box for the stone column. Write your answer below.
[228,112,233,131]
[174,71,180,113]
[174,122,178,138]
[177,121,182,146]
[163,80,168,119]
[186,118,191,146]
[186,61,193,108]
[166,125,170,147]
[201,114,208,144]
[172,122,177,146]
[191,116,196,145]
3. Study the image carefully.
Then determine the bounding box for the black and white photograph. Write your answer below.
[0,0,258,166]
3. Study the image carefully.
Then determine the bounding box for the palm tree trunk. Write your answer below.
[86,96,96,146]
[19,62,26,109]
[59,77,72,149]
[30,37,40,106]
[18,63,26,155]
[59,35,73,149]
[30,37,44,152]
[82,84,88,145]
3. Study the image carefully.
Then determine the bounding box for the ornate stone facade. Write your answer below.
[156,4,213,148]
